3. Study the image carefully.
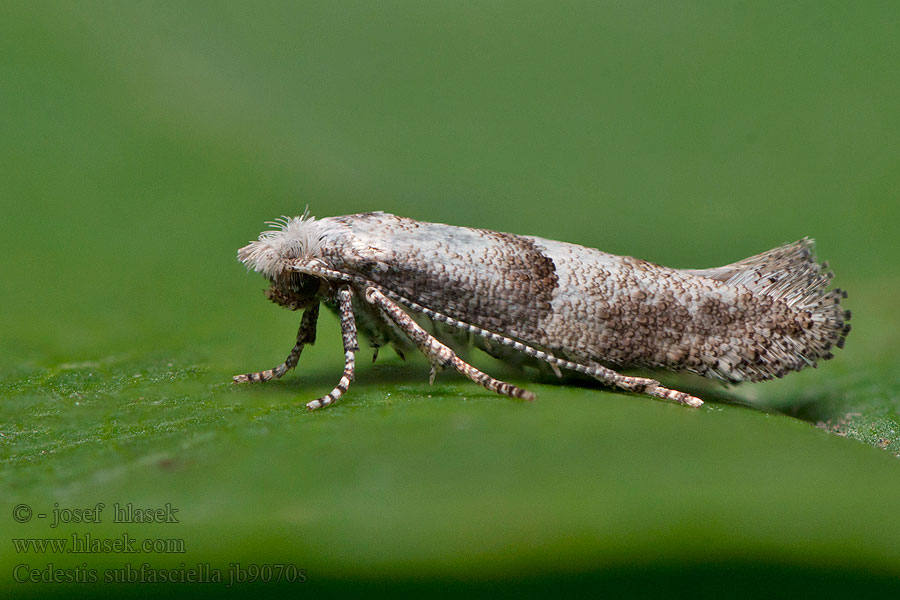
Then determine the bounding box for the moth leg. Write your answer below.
[584,362,704,408]
[307,286,359,410]
[375,290,703,408]
[365,287,534,401]
[233,302,320,383]
[641,383,704,408]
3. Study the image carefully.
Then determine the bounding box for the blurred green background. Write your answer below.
[2,1,899,597]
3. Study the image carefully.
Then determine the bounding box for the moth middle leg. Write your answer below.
[364,287,534,401]
[234,302,320,383]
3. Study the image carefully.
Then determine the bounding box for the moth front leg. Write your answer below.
[365,287,534,401]
[306,286,359,410]
[234,302,320,383]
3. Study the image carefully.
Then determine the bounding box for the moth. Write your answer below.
[235,211,850,410]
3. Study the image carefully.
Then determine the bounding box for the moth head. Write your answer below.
[238,212,327,308]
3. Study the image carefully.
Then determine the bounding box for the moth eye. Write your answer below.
[288,272,320,296]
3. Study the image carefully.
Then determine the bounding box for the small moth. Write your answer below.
[235,211,850,410]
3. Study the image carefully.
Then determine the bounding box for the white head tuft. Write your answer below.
[237,211,324,278]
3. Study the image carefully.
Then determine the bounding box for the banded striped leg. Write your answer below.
[585,362,704,408]
[365,287,534,401]
[234,302,320,383]
[307,286,359,410]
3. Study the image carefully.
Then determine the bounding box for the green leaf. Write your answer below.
[2,1,899,596]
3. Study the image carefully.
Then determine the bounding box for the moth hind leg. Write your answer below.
[381,289,703,408]
[365,287,534,401]
[586,363,704,408]
[642,383,704,408]
[233,302,320,383]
